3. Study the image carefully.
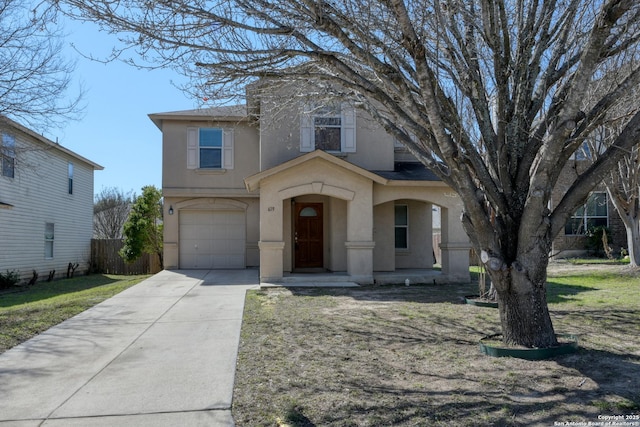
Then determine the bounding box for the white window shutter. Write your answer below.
[223,128,234,169]
[300,106,314,152]
[187,127,198,169]
[341,103,356,152]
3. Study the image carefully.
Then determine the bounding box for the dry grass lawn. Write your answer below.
[232,264,640,426]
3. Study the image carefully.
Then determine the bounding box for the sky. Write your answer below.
[53,19,197,197]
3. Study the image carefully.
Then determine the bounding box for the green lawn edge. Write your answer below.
[0,274,148,353]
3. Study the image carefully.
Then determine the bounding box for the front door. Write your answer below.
[294,203,323,268]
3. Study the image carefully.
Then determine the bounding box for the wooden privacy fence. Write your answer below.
[91,239,162,275]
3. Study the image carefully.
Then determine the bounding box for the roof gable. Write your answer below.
[244,149,388,192]
[0,116,103,170]
[148,105,249,129]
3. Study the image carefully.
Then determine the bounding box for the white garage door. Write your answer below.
[179,210,246,269]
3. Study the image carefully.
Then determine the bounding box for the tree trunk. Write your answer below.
[625,221,640,268]
[605,188,640,267]
[157,251,164,270]
[484,241,558,348]
[494,270,558,348]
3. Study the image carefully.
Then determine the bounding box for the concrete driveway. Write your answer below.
[0,269,259,426]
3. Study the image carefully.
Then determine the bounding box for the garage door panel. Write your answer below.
[181,212,212,226]
[211,228,228,240]
[179,210,246,269]
[181,237,212,249]
[214,240,245,254]
[196,254,213,268]
[182,240,213,254]
[211,230,244,241]
[181,227,213,240]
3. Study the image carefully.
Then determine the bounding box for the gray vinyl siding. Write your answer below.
[0,124,97,282]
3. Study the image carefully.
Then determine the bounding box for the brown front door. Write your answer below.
[294,203,323,268]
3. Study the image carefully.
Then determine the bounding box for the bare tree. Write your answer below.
[608,145,640,267]
[57,0,640,348]
[583,66,640,267]
[0,0,82,131]
[93,187,133,239]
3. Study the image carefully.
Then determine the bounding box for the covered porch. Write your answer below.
[244,150,471,285]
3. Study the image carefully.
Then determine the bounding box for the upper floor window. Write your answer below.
[68,163,74,194]
[1,133,16,178]
[199,128,223,168]
[301,103,356,153]
[314,106,342,151]
[186,127,234,170]
[565,192,608,235]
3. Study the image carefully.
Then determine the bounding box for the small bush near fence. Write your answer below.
[91,239,162,275]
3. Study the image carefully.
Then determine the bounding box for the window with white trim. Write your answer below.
[199,128,223,168]
[1,133,15,178]
[300,103,356,153]
[314,107,342,151]
[45,223,54,258]
[565,192,608,235]
[186,127,234,170]
[395,204,409,249]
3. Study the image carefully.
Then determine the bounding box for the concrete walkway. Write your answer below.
[0,269,259,426]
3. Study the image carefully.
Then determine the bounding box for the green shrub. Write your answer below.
[0,270,20,289]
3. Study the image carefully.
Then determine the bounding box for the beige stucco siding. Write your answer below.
[154,103,472,283]
[161,120,259,193]
[158,113,260,270]
[329,197,348,272]
[0,129,97,281]
[258,99,395,172]
[373,203,395,271]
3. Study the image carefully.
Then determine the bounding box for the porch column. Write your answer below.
[258,241,285,283]
[258,184,285,283]
[440,206,471,283]
[345,183,375,284]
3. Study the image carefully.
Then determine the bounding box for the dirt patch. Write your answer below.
[233,274,640,426]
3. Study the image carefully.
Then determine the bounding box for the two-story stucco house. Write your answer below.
[150,91,472,285]
[0,116,103,282]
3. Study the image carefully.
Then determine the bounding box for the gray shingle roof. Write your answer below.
[371,162,441,181]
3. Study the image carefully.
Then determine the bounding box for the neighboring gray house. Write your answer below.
[0,116,103,282]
